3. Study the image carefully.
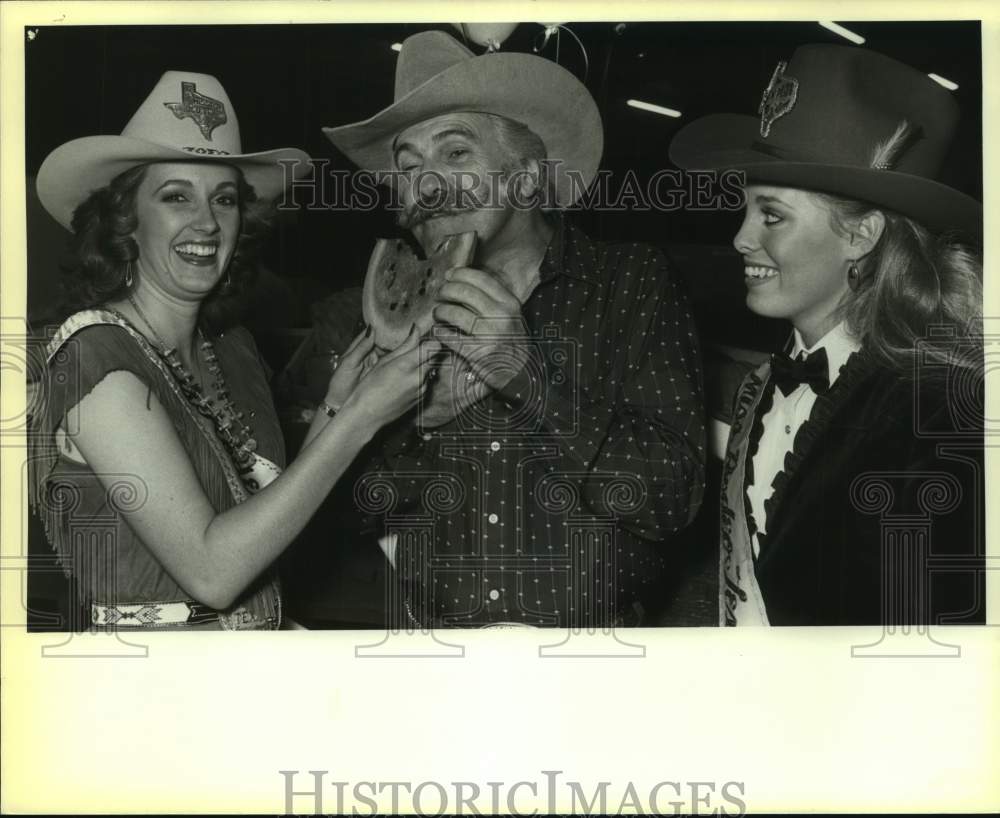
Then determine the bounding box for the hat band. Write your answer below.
[749,139,902,173]
[749,139,830,164]
[181,146,232,156]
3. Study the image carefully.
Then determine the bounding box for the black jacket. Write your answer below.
[739,348,984,625]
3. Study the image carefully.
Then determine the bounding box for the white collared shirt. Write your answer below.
[747,322,861,557]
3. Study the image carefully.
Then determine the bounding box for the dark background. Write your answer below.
[23,21,983,628]
[25,21,982,342]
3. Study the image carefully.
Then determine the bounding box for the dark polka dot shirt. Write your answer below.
[359,217,706,628]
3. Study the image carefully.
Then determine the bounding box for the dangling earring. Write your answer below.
[847,260,862,292]
[124,261,134,289]
[223,269,233,289]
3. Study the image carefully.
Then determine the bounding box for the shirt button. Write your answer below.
[488,589,500,601]
[490,441,501,452]
[488,513,499,524]
[784,425,791,434]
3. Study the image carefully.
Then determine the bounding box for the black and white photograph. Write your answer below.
[1,2,996,814]
[20,17,987,631]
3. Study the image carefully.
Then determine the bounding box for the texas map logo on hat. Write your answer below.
[37,71,312,230]
[164,81,228,141]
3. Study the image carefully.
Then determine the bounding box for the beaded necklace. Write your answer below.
[124,293,259,479]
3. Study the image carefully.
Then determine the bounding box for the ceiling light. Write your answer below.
[818,21,865,45]
[627,99,681,118]
[928,73,959,91]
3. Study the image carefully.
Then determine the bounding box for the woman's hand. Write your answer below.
[340,325,440,429]
[325,325,375,410]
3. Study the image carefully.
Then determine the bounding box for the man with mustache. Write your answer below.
[322,30,706,628]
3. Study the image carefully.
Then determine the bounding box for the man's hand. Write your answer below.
[418,348,492,428]
[432,267,531,391]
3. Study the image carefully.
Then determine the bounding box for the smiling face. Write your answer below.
[131,162,241,303]
[734,184,858,344]
[392,113,523,258]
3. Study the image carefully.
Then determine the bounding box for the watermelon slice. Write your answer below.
[362,232,477,351]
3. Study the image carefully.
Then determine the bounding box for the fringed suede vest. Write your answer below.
[28,310,284,630]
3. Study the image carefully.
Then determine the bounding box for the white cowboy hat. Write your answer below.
[323,30,603,208]
[37,71,313,230]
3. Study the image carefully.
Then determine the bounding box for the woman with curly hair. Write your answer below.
[30,72,437,629]
[670,45,984,625]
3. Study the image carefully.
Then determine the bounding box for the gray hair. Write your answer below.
[485,114,558,210]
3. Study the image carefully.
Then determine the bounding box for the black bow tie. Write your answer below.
[771,348,830,397]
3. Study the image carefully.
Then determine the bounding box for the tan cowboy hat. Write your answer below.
[37,71,313,231]
[669,45,982,238]
[323,30,602,208]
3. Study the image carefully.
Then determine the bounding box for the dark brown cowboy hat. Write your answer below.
[669,44,982,238]
[323,30,602,208]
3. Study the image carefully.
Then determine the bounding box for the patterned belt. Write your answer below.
[91,600,219,628]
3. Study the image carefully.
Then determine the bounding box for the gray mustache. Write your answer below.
[395,188,473,229]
